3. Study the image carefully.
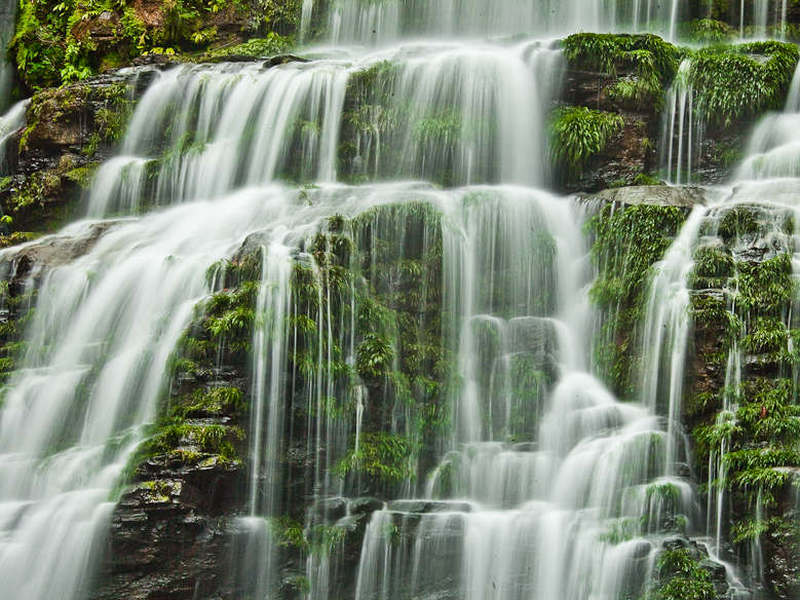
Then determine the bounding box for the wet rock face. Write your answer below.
[762,503,800,600]
[558,68,656,192]
[587,185,706,207]
[0,68,157,237]
[92,479,239,600]
[89,394,248,600]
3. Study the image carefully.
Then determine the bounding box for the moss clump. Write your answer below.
[550,107,624,174]
[644,548,716,600]
[562,33,681,83]
[173,386,245,418]
[688,245,735,291]
[140,419,245,462]
[689,41,799,128]
[20,81,132,154]
[735,253,794,317]
[355,333,394,380]
[201,33,292,60]
[606,76,663,111]
[695,378,800,507]
[685,19,735,43]
[334,432,418,484]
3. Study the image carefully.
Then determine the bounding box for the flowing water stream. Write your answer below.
[1,2,799,599]
[0,0,16,110]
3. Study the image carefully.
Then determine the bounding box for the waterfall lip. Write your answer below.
[717,177,800,208]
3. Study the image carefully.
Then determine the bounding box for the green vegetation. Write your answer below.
[561,33,682,83]
[685,18,735,44]
[695,378,800,503]
[550,107,624,174]
[173,386,246,418]
[689,41,799,128]
[140,418,245,462]
[686,203,800,573]
[590,202,687,397]
[644,548,716,600]
[200,33,292,60]
[10,0,301,89]
[334,432,418,483]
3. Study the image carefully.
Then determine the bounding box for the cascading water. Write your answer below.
[327,0,686,44]
[739,0,789,38]
[661,59,699,185]
[0,186,315,599]
[0,99,26,174]
[736,60,800,179]
[87,41,562,217]
[640,51,800,592]
[3,0,799,599]
[354,190,705,600]
[0,0,16,110]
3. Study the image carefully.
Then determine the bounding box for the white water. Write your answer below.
[328,0,686,43]
[355,189,700,600]
[740,0,789,38]
[643,54,800,588]
[662,59,699,185]
[0,99,27,174]
[2,1,794,599]
[736,61,800,180]
[87,40,562,217]
[0,0,16,110]
[0,185,318,599]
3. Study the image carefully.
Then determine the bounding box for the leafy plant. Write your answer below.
[550,106,624,173]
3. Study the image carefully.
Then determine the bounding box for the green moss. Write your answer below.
[644,549,716,600]
[173,386,245,418]
[7,171,61,213]
[561,33,681,83]
[742,316,788,355]
[735,253,794,316]
[201,33,292,60]
[268,516,308,550]
[690,245,734,285]
[334,432,418,484]
[550,107,624,174]
[695,377,800,509]
[141,419,245,461]
[633,173,663,186]
[64,163,100,188]
[606,75,664,111]
[355,333,394,380]
[689,41,799,128]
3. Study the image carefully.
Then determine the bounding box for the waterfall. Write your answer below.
[661,59,700,185]
[328,0,686,44]
[0,0,16,110]
[2,0,797,598]
[0,186,315,599]
[0,100,27,174]
[739,0,790,38]
[354,191,698,600]
[736,60,800,180]
[300,0,315,41]
[87,42,563,217]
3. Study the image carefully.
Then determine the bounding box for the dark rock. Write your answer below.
[310,496,348,522]
[348,496,384,515]
[387,500,474,514]
[263,54,311,68]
